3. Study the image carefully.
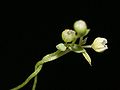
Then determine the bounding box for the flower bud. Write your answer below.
[91,37,108,52]
[74,20,87,36]
[62,29,76,42]
[56,43,66,51]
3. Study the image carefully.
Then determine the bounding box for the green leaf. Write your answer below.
[82,50,92,66]
[56,43,66,51]
[70,44,85,53]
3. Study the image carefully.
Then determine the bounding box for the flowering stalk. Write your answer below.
[10,20,108,90]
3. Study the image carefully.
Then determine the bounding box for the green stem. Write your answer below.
[32,50,61,90]
[11,49,71,90]
[32,73,37,90]
[82,45,91,48]
[10,65,43,90]
[79,36,83,45]
[40,49,70,64]
[32,49,70,90]
[32,64,43,90]
[32,50,67,90]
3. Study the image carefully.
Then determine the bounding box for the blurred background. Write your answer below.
[0,0,118,90]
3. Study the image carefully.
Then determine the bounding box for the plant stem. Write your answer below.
[82,45,91,48]
[32,64,43,90]
[11,49,71,90]
[79,36,83,45]
[10,65,43,90]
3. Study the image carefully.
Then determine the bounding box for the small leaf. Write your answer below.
[71,44,85,53]
[82,50,92,66]
[56,43,66,51]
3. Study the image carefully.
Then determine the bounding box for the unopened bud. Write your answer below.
[62,29,76,42]
[74,20,87,36]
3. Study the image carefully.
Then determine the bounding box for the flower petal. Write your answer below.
[91,37,108,52]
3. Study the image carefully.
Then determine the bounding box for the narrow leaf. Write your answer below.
[82,50,92,66]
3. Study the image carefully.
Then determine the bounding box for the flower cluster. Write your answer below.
[57,20,108,65]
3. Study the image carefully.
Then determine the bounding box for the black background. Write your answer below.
[0,0,119,90]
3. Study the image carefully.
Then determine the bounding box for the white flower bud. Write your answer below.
[74,20,87,36]
[62,29,76,42]
[91,37,108,52]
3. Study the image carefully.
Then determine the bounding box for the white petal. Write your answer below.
[91,37,108,52]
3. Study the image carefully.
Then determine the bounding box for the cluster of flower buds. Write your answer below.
[61,20,108,53]
[56,20,108,65]
[61,20,90,42]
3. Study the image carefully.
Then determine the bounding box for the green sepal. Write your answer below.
[84,29,90,36]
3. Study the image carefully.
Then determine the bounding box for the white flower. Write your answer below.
[91,37,108,52]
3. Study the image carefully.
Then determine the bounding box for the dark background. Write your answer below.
[0,0,119,90]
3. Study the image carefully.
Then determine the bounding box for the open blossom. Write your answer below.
[91,37,108,52]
